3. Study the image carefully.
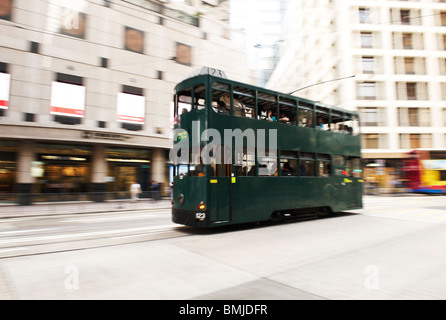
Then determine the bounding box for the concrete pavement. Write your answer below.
[0,199,172,219]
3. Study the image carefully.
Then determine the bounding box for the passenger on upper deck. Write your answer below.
[317,117,325,130]
[279,113,290,123]
[216,101,229,114]
[267,109,276,122]
[220,92,245,117]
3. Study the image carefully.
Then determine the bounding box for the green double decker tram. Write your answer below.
[172,68,363,228]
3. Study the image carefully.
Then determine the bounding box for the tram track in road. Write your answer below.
[0,208,190,259]
[0,224,189,259]
[0,207,360,259]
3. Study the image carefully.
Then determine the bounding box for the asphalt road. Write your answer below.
[1,195,446,300]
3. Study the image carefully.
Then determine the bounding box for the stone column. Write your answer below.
[16,141,35,205]
[151,148,166,199]
[91,145,107,202]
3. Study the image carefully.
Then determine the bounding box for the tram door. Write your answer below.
[347,157,363,208]
[209,147,232,223]
[209,177,231,222]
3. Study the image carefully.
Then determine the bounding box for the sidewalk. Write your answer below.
[0,199,172,219]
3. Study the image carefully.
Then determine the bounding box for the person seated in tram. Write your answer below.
[304,117,313,128]
[267,109,276,122]
[279,112,290,123]
[219,92,245,117]
[216,100,229,114]
[317,117,326,130]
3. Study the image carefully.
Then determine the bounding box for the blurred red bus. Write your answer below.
[403,149,446,194]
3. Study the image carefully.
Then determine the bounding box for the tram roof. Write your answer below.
[175,74,359,117]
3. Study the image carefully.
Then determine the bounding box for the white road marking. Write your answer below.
[0,224,176,246]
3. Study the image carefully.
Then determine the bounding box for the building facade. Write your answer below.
[269,0,446,185]
[230,0,288,86]
[0,0,249,203]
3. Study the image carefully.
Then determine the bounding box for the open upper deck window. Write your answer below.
[279,97,297,125]
[212,82,231,115]
[233,86,256,119]
[258,91,277,121]
[298,102,314,128]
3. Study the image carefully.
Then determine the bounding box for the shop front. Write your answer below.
[34,143,92,201]
[105,147,152,198]
[0,141,17,196]
[0,138,167,204]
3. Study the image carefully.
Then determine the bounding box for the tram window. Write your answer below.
[234,147,255,176]
[316,105,329,131]
[330,110,344,132]
[279,97,297,125]
[210,145,231,177]
[346,158,353,177]
[234,86,256,119]
[350,158,362,178]
[333,155,345,166]
[300,152,316,177]
[280,151,298,176]
[212,82,231,115]
[258,91,277,121]
[317,154,331,177]
[177,89,193,123]
[258,149,278,176]
[175,165,189,177]
[299,102,314,128]
[194,84,206,110]
[189,149,205,177]
[344,114,360,136]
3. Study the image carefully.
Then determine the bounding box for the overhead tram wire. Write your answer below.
[288,75,356,95]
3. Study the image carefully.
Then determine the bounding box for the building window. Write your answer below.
[404,57,415,74]
[406,83,417,100]
[398,108,431,127]
[441,12,446,26]
[359,8,371,24]
[358,107,386,126]
[403,33,413,49]
[396,82,428,100]
[400,134,432,149]
[176,43,192,66]
[124,27,145,54]
[362,56,374,74]
[400,10,411,25]
[60,10,87,39]
[360,32,373,48]
[443,108,446,126]
[394,32,423,50]
[357,82,377,100]
[441,58,446,75]
[0,0,13,21]
[394,57,426,75]
[362,134,379,149]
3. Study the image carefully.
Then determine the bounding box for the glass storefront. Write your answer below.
[0,141,17,193]
[35,143,92,194]
[106,147,152,194]
[0,142,155,201]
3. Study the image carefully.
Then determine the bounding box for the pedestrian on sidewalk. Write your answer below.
[130,181,141,202]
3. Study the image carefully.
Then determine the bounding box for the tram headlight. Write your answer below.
[197,201,206,211]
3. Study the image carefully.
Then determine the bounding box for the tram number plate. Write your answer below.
[195,212,206,221]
